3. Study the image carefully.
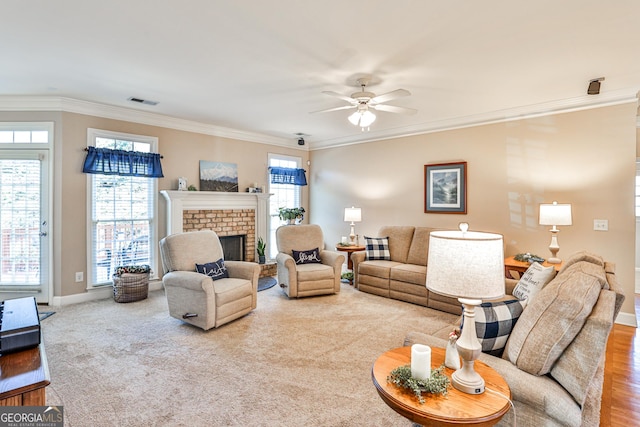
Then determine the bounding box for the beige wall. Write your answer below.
[0,111,308,298]
[310,103,638,322]
[1,104,636,323]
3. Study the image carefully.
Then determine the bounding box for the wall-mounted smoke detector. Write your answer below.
[127,97,159,106]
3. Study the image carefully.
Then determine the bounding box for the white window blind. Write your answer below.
[268,154,302,258]
[88,129,158,286]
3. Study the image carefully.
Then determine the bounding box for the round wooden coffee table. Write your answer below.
[372,346,511,426]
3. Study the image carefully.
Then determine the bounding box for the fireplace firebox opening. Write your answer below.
[219,235,246,261]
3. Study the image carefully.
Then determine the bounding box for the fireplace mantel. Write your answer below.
[160,190,271,240]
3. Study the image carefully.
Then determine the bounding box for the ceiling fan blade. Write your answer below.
[322,91,357,104]
[371,104,417,115]
[310,104,357,114]
[370,89,411,104]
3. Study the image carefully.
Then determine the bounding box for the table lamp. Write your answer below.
[426,223,505,394]
[344,207,362,245]
[539,201,572,264]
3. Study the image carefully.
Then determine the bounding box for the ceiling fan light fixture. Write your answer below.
[348,109,376,128]
[360,110,376,127]
[348,111,361,126]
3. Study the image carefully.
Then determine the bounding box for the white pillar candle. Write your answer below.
[341,236,347,244]
[411,344,431,381]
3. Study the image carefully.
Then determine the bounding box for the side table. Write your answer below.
[335,245,365,285]
[372,346,511,426]
[504,256,562,279]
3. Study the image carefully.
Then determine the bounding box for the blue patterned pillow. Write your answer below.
[292,248,322,264]
[195,258,229,280]
[365,236,390,260]
[462,299,525,357]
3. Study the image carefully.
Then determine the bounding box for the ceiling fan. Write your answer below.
[312,77,417,129]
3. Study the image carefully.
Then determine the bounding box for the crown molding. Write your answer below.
[0,92,636,151]
[310,88,640,150]
[0,96,301,149]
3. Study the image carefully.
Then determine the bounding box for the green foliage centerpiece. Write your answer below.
[278,207,305,224]
[387,364,450,404]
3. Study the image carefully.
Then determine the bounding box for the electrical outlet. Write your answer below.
[593,219,608,231]
[75,272,83,282]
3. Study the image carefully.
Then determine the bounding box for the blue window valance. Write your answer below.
[269,167,307,186]
[82,146,164,178]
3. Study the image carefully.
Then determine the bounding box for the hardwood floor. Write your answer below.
[601,294,640,426]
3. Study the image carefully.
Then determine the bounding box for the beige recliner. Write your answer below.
[159,230,260,330]
[275,224,345,298]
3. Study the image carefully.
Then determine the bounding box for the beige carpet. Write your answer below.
[41,283,458,426]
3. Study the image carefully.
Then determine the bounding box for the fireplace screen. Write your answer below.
[219,235,245,261]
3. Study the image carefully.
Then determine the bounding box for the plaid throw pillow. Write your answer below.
[462,299,525,357]
[365,236,390,260]
[195,259,229,281]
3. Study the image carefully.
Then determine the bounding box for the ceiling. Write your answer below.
[2,1,640,149]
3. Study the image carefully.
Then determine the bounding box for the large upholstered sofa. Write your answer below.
[405,252,625,427]
[351,225,462,314]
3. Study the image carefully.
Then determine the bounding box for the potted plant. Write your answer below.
[256,237,266,264]
[278,207,305,224]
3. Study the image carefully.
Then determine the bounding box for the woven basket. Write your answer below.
[113,272,149,303]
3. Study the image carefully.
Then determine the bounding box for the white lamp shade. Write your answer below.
[426,230,505,300]
[539,202,572,226]
[344,207,362,222]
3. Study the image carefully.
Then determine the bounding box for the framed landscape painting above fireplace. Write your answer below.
[199,161,239,192]
[424,161,467,214]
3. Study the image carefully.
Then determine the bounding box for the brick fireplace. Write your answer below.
[161,191,270,263]
[183,209,254,261]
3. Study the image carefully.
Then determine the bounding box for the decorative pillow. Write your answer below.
[114,264,151,276]
[195,259,229,280]
[504,260,606,376]
[461,299,526,357]
[512,262,556,302]
[292,248,322,264]
[365,236,391,260]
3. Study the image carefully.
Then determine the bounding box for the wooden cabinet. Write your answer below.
[0,341,50,406]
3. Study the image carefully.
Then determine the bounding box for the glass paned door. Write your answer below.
[0,151,49,302]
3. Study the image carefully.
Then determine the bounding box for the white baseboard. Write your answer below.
[615,311,638,327]
[50,280,163,307]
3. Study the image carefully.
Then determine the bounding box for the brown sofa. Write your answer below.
[405,252,625,427]
[351,226,462,314]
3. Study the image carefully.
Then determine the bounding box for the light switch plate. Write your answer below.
[593,219,608,231]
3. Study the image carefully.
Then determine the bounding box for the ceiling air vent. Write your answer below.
[127,97,158,106]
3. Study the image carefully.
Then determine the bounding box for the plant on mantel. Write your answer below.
[278,207,305,224]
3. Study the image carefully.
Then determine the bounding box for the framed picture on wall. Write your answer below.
[424,161,467,214]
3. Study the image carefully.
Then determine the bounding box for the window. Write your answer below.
[268,154,302,258]
[0,124,50,145]
[87,129,158,287]
[0,122,52,302]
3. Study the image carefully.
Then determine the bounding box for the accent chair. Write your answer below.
[275,224,345,298]
[159,230,260,330]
